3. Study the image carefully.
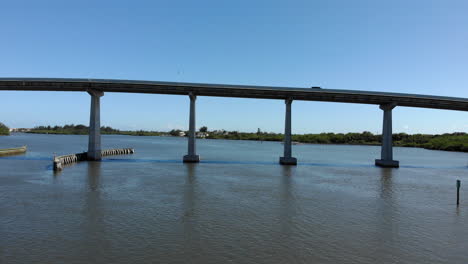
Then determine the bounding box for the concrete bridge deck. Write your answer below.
[1,77,467,168]
[1,78,468,111]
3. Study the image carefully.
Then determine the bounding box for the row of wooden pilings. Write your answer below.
[101,148,134,156]
[53,148,134,171]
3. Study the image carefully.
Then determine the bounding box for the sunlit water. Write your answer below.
[1,133,467,264]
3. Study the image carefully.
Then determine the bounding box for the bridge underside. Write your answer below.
[1,78,468,111]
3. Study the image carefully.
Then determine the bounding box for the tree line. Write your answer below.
[205,128,468,152]
[24,124,468,152]
[0,122,9,135]
[28,124,164,136]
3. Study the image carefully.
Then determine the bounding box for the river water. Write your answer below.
[1,133,467,264]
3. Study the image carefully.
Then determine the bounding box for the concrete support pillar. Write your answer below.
[280,98,297,165]
[87,89,104,161]
[375,103,399,168]
[183,93,200,163]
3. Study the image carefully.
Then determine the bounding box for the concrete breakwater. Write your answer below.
[53,148,134,171]
[0,146,27,157]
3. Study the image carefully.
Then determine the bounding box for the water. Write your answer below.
[1,133,467,264]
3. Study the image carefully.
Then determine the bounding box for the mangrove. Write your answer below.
[21,124,468,153]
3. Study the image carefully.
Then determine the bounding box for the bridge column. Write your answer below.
[87,89,104,161]
[280,98,297,165]
[183,93,200,163]
[375,103,399,168]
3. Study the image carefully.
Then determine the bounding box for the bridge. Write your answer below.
[2,78,468,167]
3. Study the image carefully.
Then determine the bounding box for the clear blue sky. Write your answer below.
[1,0,467,134]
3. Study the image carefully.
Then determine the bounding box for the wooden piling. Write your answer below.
[53,148,135,171]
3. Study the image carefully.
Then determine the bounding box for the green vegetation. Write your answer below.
[0,122,10,136]
[421,133,468,152]
[28,124,165,136]
[206,130,468,152]
[25,124,468,152]
[169,129,184,136]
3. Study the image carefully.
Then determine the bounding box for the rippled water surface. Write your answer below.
[1,133,468,263]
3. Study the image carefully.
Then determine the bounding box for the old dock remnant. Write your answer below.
[53,148,134,171]
[0,146,27,157]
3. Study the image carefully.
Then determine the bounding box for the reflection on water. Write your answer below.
[379,168,394,199]
[1,134,468,264]
[376,168,398,259]
[183,163,196,223]
[87,161,101,191]
[182,163,197,262]
[83,161,109,262]
[278,166,295,247]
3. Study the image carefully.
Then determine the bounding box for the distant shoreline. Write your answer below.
[14,128,468,153]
